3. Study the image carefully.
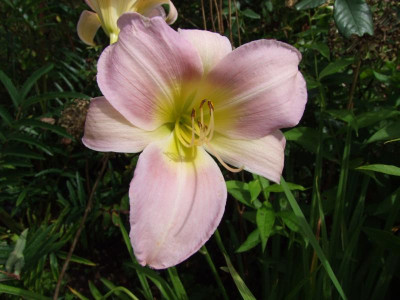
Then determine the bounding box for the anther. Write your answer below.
[191,108,196,119]
[199,99,207,109]
[207,101,214,111]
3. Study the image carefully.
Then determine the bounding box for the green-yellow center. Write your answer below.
[172,99,243,173]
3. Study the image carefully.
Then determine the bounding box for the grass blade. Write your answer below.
[280,177,347,300]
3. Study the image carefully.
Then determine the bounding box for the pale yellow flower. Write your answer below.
[77,0,177,45]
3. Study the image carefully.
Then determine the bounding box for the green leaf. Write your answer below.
[167,267,188,300]
[295,0,326,10]
[277,211,300,232]
[308,42,330,60]
[281,177,347,300]
[0,105,13,126]
[16,119,74,139]
[100,278,132,300]
[226,181,252,207]
[318,58,354,80]
[356,108,400,129]
[57,251,97,266]
[236,229,260,253]
[334,0,374,39]
[221,252,256,300]
[356,164,400,176]
[363,227,400,252]
[373,71,391,83]
[23,91,90,108]
[0,283,51,300]
[265,182,307,193]
[8,134,53,156]
[68,286,90,300]
[89,281,103,300]
[256,202,275,251]
[20,64,54,101]
[248,180,261,202]
[241,8,260,19]
[2,147,45,160]
[367,120,400,143]
[0,70,19,108]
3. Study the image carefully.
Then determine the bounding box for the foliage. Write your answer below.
[1,0,399,299]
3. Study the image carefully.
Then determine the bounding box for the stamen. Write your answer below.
[205,100,215,140]
[175,121,191,148]
[190,109,196,147]
[199,99,207,127]
[205,141,244,173]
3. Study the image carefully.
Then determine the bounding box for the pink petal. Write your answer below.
[82,97,170,153]
[129,137,227,269]
[179,29,232,73]
[77,10,101,46]
[207,131,286,183]
[206,40,307,139]
[85,0,96,11]
[97,13,203,131]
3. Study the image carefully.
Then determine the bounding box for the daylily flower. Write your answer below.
[77,0,177,45]
[82,13,307,269]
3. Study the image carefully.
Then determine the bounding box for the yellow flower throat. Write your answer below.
[174,99,242,173]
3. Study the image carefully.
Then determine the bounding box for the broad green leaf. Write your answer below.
[367,120,400,143]
[277,211,300,232]
[318,58,354,80]
[326,109,357,128]
[20,64,54,101]
[356,164,400,176]
[256,202,275,252]
[373,71,391,83]
[248,180,261,202]
[236,229,260,253]
[241,8,260,19]
[226,181,252,207]
[308,42,330,60]
[0,70,19,108]
[334,0,374,39]
[295,0,326,10]
[0,283,51,300]
[356,108,400,128]
[363,227,400,252]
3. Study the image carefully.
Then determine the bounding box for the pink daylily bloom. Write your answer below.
[77,0,177,45]
[83,13,307,269]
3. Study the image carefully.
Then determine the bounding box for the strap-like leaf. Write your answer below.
[20,64,54,101]
[0,70,19,108]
